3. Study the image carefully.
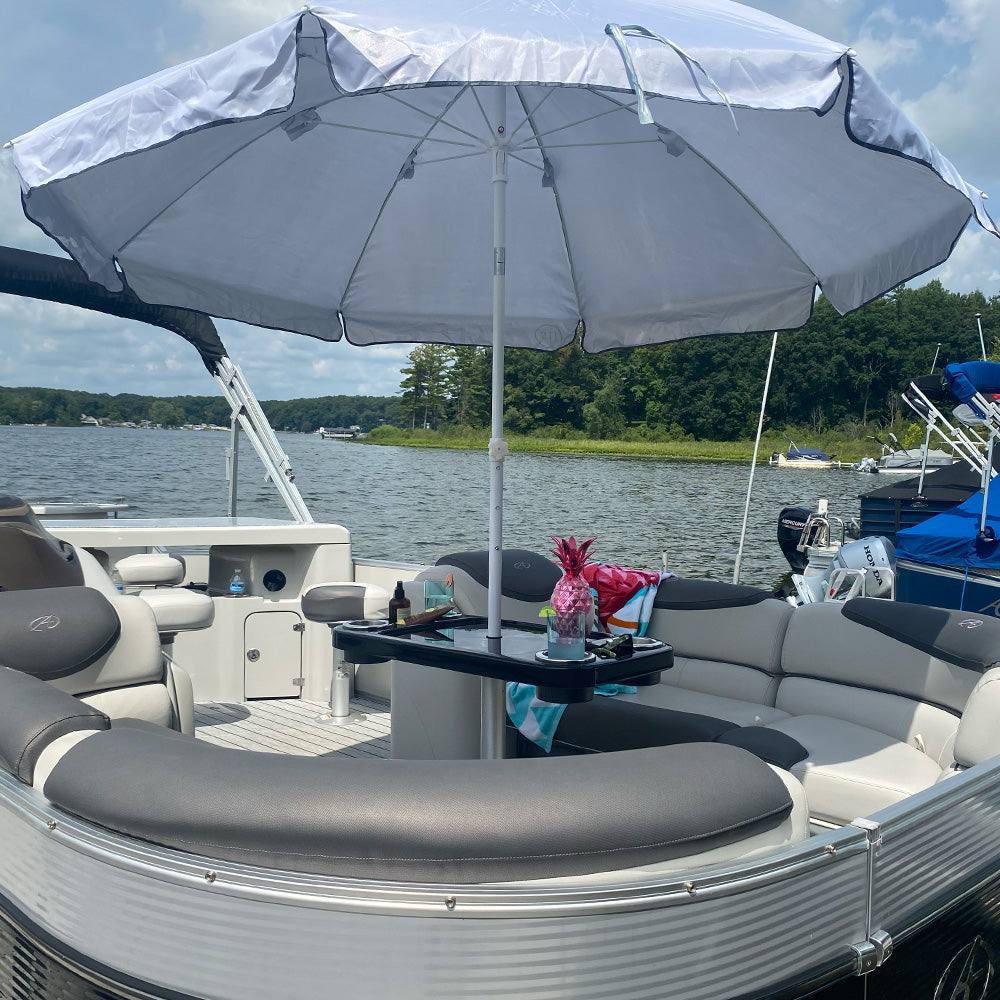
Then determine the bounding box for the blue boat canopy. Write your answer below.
[787,447,832,461]
[896,487,1000,570]
[944,361,1000,418]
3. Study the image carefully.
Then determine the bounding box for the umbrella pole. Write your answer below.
[482,86,509,758]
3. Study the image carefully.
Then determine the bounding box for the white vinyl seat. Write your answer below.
[138,588,215,635]
[762,714,944,826]
[49,591,195,735]
[115,552,186,589]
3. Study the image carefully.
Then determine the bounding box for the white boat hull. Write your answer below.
[2,757,1000,1000]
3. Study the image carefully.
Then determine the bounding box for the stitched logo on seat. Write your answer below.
[958,618,985,629]
[29,615,60,631]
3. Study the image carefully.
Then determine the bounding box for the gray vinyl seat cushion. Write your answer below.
[44,729,794,884]
[621,684,790,727]
[419,548,560,622]
[0,665,109,784]
[0,586,120,680]
[762,715,945,825]
[0,495,85,591]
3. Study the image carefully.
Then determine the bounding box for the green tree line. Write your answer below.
[0,388,398,432]
[2,282,996,438]
[396,282,1000,440]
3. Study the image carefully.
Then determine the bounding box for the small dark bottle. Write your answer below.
[388,580,411,625]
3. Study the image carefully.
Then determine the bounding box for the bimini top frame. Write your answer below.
[0,245,312,523]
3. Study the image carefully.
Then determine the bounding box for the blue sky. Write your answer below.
[1,0,998,401]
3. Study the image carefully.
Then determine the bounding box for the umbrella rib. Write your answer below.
[506,87,558,145]
[318,120,476,149]
[115,114,301,257]
[337,86,473,318]
[383,91,489,146]
[507,152,544,171]
[420,150,489,166]
[513,85,585,325]
[535,139,662,149]
[517,101,638,144]
[112,106,476,259]
[590,90,820,282]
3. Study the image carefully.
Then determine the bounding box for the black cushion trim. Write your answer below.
[842,598,1000,674]
[45,730,792,883]
[0,587,120,680]
[654,577,777,611]
[715,727,808,770]
[436,549,561,603]
[0,666,109,783]
[555,700,737,752]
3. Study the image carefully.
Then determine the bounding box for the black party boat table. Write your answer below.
[334,616,673,758]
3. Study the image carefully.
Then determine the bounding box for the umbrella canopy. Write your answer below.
[9,2,995,350]
[8,3,999,747]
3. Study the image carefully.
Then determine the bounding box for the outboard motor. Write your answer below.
[828,536,895,600]
[791,535,895,604]
[0,494,84,591]
[777,505,816,573]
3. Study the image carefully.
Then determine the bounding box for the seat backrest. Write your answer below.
[416,549,561,623]
[0,495,84,591]
[645,579,794,705]
[778,600,995,763]
[0,585,189,732]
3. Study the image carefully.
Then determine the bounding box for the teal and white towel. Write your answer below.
[506,681,637,752]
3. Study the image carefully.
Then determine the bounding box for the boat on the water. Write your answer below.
[769,439,835,468]
[5,0,1000,995]
[853,432,956,475]
[778,362,1000,614]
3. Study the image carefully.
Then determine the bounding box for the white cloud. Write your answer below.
[176,0,292,56]
[850,7,924,78]
[894,4,1000,191]
[920,228,1000,295]
[751,0,861,44]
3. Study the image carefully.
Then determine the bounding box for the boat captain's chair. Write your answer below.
[0,585,194,734]
[0,496,195,734]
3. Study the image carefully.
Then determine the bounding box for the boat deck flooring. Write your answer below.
[194,697,392,758]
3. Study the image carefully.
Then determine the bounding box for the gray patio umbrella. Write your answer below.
[9,1,998,750]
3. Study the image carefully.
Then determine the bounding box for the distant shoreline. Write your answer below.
[357,429,873,464]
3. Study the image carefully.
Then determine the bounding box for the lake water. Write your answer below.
[0,426,867,590]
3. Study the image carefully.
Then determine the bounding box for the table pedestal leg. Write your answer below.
[481,677,507,759]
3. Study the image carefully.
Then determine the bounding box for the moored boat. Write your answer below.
[769,439,835,468]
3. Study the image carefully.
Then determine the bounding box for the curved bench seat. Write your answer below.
[42,728,796,884]
[0,666,109,783]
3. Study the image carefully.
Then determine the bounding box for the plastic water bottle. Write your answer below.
[229,568,246,596]
[110,566,124,593]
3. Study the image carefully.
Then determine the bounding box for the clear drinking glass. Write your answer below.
[424,579,454,611]
[546,610,587,659]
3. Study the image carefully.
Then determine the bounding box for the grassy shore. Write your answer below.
[363,426,886,463]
